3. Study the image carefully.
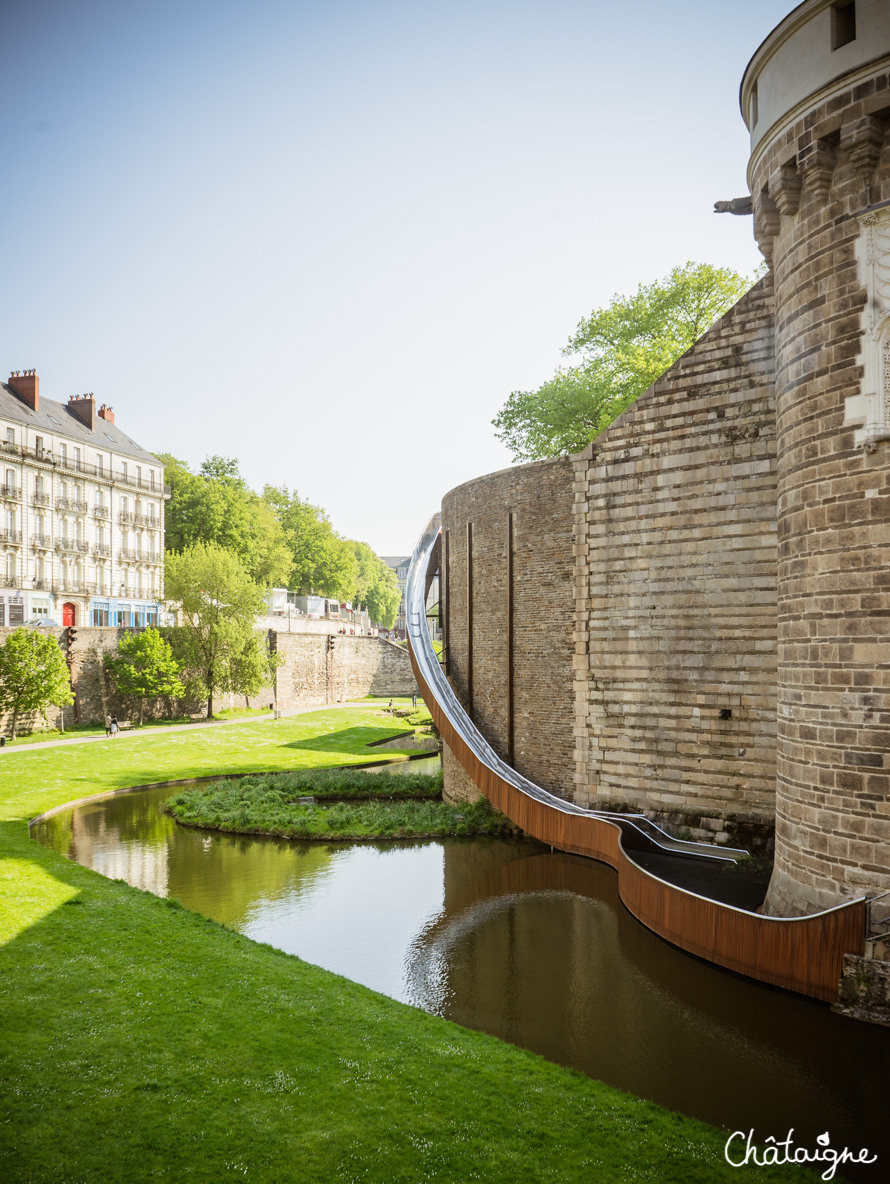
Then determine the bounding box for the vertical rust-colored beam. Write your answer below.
[466,521,473,717]
[443,528,450,676]
[507,511,514,766]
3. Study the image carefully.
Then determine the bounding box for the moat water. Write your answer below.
[32,777,890,1178]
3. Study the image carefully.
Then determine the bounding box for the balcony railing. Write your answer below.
[56,497,89,513]
[134,513,159,528]
[94,543,112,557]
[93,504,110,518]
[119,511,135,524]
[32,578,50,590]
[0,529,23,544]
[0,484,21,501]
[32,493,52,507]
[54,580,97,596]
[31,536,52,551]
[0,574,19,587]
[55,538,90,553]
[120,548,156,562]
[4,442,170,496]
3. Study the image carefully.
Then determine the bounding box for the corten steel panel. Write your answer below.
[408,519,865,1005]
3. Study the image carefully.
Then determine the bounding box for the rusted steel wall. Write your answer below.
[411,653,865,1004]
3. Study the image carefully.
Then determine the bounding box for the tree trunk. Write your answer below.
[10,710,17,740]
[206,692,213,720]
[139,698,145,726]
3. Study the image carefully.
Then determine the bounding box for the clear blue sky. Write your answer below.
[1,0,792,554]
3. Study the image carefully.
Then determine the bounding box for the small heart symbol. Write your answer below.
[817,1132,830,1146]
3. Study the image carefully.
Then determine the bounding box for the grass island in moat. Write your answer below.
[0,701,821,1184]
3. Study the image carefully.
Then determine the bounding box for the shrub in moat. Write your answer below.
[166,771,512,839]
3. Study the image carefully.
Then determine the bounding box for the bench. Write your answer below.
[188,714,206,724]
[117,721,135,732]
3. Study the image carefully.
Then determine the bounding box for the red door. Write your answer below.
[62,602,76,627]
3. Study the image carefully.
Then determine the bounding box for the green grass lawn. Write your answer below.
[0,707,818,1183]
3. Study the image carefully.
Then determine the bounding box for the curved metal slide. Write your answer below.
[406,513,865,1003]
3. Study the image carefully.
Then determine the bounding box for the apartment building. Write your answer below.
[0,370,167,627]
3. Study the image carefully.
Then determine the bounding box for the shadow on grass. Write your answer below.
[282,726,409,753]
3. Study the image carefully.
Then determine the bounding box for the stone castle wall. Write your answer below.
[0,626,416,733]
[747,22,890,914]
[573,277,779,846]
[442,458,575,800]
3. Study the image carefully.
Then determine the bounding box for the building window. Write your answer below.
[9,601,23,624]
[97,454,104,476]
[35,436,44,457]
[73,447,81,471]
[59,443,67,466]
[831,2,856,50]
[6,427,14,448]
[121,461,128,481]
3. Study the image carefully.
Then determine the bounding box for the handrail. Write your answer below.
[406,513,865,1002]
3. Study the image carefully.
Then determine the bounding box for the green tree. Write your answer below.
[492,262,760,461]
[229,633,284,708]
[0,628,74,738]
[103,628,185,725]
[351,541,401,629]
[164,542,269,719]
[158,454,292,587]
[263,485,358,599]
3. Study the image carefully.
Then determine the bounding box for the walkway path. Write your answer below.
[0,700,397,754]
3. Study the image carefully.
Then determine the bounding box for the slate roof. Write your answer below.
[0,383,162,466]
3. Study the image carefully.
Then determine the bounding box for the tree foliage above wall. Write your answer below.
[492,262,762,462]
[157,454,401,626]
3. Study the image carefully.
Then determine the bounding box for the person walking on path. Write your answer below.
[105,714,112,737]
[110,715,119,737]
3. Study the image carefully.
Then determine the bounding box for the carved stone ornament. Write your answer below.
[798,140,837,204]
[845,203,890,449]
[768,165,802,216]
[753,191,780,267]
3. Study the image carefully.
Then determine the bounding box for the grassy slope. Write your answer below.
[0,708,815,1183]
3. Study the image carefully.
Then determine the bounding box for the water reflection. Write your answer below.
[32,784,890,1176]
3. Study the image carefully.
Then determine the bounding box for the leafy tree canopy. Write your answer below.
[352,541,401,629]
[262,485,358,600]
[157,454,292,587]
[492,262,761,461]
[164,542,269,718]
[104,628,185,724]
[0,628,74,738]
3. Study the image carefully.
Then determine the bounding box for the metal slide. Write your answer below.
[406,513,749,866]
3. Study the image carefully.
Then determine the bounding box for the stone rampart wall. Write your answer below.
[0,627,415,733]
[573,277,778,842]
[442,458,575,799]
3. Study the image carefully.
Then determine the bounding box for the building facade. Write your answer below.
[0,370,167,628]
[381,555,411,637]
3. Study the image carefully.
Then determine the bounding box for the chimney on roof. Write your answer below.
[98,403,115,425]
[8,369,39,411]
[67,392,96,430]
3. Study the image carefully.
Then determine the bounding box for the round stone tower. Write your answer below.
[741,0,890,915]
